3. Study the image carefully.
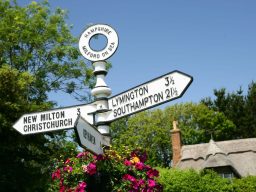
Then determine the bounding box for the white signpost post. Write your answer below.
[13,24,193,155]
[75,116,110,155]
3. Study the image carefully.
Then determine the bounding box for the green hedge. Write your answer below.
[233,176,256,192]
[157,168,256,192]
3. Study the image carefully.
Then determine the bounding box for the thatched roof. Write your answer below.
[176,138,256,177]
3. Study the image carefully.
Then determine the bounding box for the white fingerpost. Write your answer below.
[13,23,194,156]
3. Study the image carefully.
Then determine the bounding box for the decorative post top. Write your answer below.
[79,24,119,62]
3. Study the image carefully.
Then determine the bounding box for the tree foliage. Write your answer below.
[201,82,256,138]
[0,65,54,191]
[0,0,94,102]
[111,103,235,167]
[165,103,236,144]
[111,110,171,167]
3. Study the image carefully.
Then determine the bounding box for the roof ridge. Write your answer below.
[216,137,256,144]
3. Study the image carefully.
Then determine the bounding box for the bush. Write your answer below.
[199,170,233,192]
[157,168,256,192]
[157,168,201,192]
[233,176,256,192]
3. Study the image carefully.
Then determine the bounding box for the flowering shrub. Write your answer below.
[50,148,162,192]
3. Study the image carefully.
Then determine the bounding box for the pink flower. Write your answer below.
[132,180,139,190]
[59,185,65,192]
[148,179,156,188]
[146,169,159,178]
[76,152,85,158]
[123,174,136,182]
[59,179,65,192]
[65,158,71,164]
[64,166,73,173]
[52,169,61,180]
[135,162,144,170]
[124,159,132,166]
[122,174,129,180]
[138,179,145,187]
[75,181,87,192]
[86,162,97,175]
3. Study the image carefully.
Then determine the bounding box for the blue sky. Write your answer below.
[19,0,256,108]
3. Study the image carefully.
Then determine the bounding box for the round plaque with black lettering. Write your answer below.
[79,24,119,62]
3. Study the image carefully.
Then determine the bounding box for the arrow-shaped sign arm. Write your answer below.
[104,70,193,122]
[75,116,110,155]
[12,104,95,135]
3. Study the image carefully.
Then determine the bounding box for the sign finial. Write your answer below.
[79,24,119,61]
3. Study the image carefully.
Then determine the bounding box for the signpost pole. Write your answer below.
[91,61,111,136]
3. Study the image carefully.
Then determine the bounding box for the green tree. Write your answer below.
[245,82,256,137]
[165,103,236,145]
[0,65,53,191]
[201,82,256,138]
[112,109,171,167]
[111,103,235,167]
[0,0,94,102]
[0,0,92,190]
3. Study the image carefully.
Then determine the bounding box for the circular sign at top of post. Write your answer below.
[79,24,119,62]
